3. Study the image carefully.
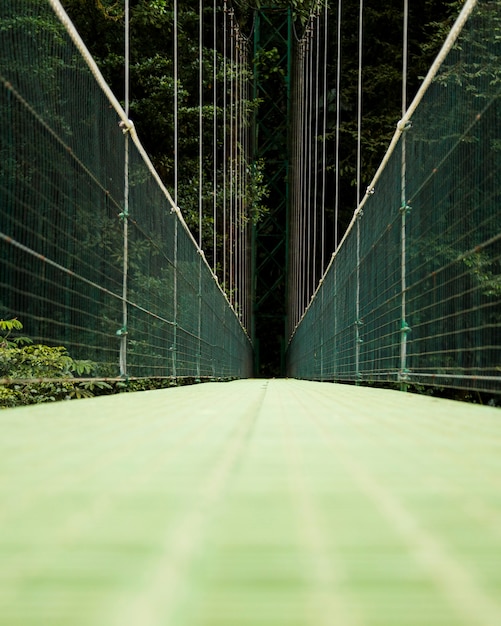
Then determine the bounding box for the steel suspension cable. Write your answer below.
[334,0,342,250]
[229,9,235,303]
[307,20,314,304]
[300,39,307,316]
[199,0,203,248]
[292,41,304,326]
[223,1,228,289]
[355,0,363,381]
[356,0,363,207]
[213,0,217,272]
[313,9,320,290]
[119,0,130,377]
[400,0,409,385]
[173,0,179,376]
[174,0,178,208]
[234,30,240,316]
[321,0,328,272]
[239,35,245,323]
[299,39,308,315]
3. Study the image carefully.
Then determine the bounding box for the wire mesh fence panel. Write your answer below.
[404,3,501,393]
[358,150,402,383]
[0,0,252,383]
[287,1,501,396]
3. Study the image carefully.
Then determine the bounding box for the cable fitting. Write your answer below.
[355,318,364,326]
[401,320,411,334]
[398,369,411,382]
[116,326,128,337]
[397,119,412,132]
[400,202,412,215]
[119,119,134,134]
[366,186,375,196]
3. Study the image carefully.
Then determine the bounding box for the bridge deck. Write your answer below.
[1,379,500,626]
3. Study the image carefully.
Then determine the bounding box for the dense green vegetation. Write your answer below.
[55,0,460,378]
[0,319,232,407]
[61,0,459,255]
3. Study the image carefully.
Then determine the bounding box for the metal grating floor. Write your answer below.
[1,379,500,625]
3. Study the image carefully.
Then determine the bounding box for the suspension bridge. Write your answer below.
[1,0,501,624]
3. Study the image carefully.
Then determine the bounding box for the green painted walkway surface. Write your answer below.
[1,379,501,626]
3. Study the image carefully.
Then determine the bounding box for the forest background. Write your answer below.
[58,0,462,372]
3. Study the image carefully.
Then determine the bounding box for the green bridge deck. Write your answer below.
[1,379,500,626]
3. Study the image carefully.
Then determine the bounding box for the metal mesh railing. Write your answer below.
[287,0,501,395]
[0,0,252,381]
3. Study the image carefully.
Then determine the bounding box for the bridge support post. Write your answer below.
[251,6,292,377]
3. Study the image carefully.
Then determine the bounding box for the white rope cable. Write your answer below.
[358,0,478,213]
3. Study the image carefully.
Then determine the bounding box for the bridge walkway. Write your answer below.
[1,379,501,625]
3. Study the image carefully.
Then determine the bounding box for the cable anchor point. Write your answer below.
[398,369,411,382]
[397,119,412,132]
[401,320,411,334]
[119,119,134,134]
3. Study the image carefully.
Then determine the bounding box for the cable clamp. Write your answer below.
[119,119,134,134]
[398,369,411,382]
[116,326,128,337]
[366,186,375,196]
[118,209,129,221]
[355,318,364,326]
[401,320,411,334]
[397,119,412,132]
[400,202,412,215]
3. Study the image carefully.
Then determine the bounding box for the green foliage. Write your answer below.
[246,158,270,225]
[0,319,236,407]
[61,0,270,302]
[0,319,103,408]
[0,318,32,348]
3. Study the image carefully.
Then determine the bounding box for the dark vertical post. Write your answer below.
[251,6,291,377]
